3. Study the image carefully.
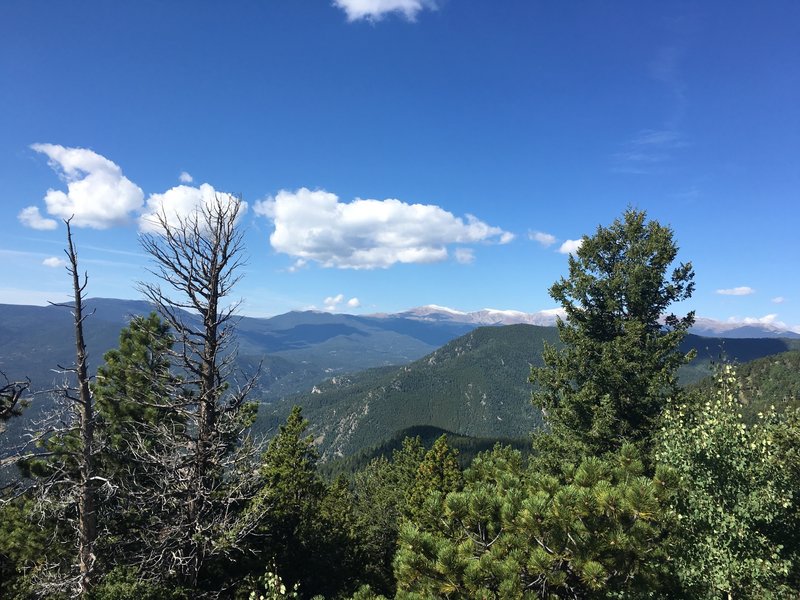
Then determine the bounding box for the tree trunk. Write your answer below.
[66,221,96,596]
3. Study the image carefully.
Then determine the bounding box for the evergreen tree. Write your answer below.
[394,443,675,599]
[352,436,426,596]
[531,208,695,464]
[93,312,180,454]
[241,406,362,599]
[404,434,463,529]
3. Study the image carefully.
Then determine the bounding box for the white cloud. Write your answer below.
[333,0,435,21]
[18,206,58,230]
[739,313,778,325]
[42,256,66,268]
[454,248,475,264]
[324,293,345,311]
[772,296,786,304]
[29,143,144,229]
[347,297,361,308]
[529,230,557,247]
[716,286,755,296]
[258,188,512,270]
[721,314,800,335]
[139,183,247,233]
[179,171,193,183]
[558,239,583,255]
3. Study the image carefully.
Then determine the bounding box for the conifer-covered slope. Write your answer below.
[690,350,800,420]
[263,324,557,460]
[264,325,800,461]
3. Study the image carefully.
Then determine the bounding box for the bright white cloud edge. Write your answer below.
[333,0,435,21]
[256,187,513,270]
[558,239,583,255]
[28,143,144,229]
[716,286,755,296]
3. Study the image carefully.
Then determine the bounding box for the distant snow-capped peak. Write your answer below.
[382,305,800,338]
[391,305,566,326]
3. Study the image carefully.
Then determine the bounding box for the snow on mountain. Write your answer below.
[385,305,565,327]
[376,305,800,338]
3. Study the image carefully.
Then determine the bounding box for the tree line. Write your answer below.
[1,206,798,599]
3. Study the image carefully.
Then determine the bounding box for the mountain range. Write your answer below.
[373,304,800,338]
[2,298,799,459]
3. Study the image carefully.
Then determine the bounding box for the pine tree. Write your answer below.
[394,443,676,599]
[353,436,426,596]
[530,208,695,464]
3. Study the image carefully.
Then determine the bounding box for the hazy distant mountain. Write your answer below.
[379,305,800,339]
[690,316,800,339]
[375,305,564,326]
[0,299,474,454]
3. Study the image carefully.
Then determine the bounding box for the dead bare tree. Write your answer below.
[19,219,104,597]
[0,373,30,425]
[132,194,265,589]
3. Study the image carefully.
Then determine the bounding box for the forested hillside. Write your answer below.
[262,323,800,461]
[691,349,800,421]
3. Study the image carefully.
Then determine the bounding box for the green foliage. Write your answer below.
[321,425,531,479]
[0,496,63,599]
[394,443,674,599]
[247,562,300,600]
[531,208,695,463]
[690,349,800,422]
[89,566,188,600]
[404,435,463,529]
[243,406,363,599]
[351,436,426,596]
[93,312,181,452]
[657,364,799,598]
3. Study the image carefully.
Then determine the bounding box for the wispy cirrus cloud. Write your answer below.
[333,0,436,22]
[614,38,691,174]
[528,230,557,247]
[613,128,688,174]
[716,286,755,296]
[254,188,513,270]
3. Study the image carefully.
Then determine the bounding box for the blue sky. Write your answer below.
[1,1,798,330]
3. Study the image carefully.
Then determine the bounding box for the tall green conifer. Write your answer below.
[531,208,695,463]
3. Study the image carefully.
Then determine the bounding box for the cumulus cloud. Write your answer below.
[321,294,361,312]
[333,0,435,21]
[529,230,557,247]
[255,188,512,270]
[42,256,66,268]
[454,248,475,264]
[716,286,755,296]
[18,206,58,230]
[324,294,345,311]
[558,239,583,255]
[139,183,247,233]
[28,144,144,229]
[179,171,193,183]
[772,296,786,304]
